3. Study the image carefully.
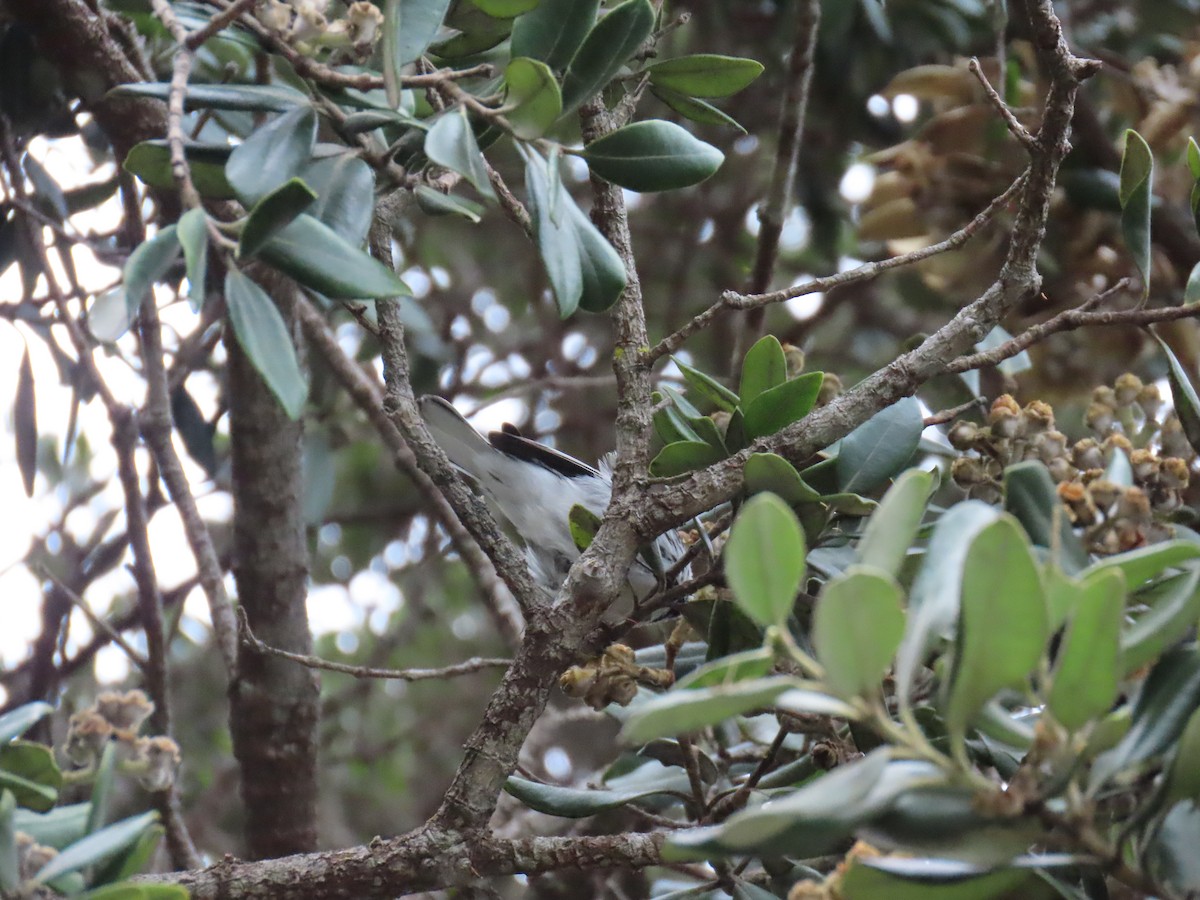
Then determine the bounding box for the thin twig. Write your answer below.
[968,57,1035,148]
[35,567,150,670]
[924,398,985,427]
[238,607,509,681]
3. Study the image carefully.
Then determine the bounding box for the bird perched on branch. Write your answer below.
[419,395,690,606]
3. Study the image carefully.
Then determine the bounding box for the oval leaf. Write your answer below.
[33,811,159,885]
[645,54,765,98]
[1118,129,1153,297]
[260,214,412,299]
[743,372,823,440]
[725,492,806,627]
[510,0,599,71]
[224,269,308,419]
[619,677,797,744]
[15,345,36,497]
[123,225,180,319]
[813,567,906,699]
[504,57,563,140]
[856,468,934,577]
[649,440,723,477]
[559,0,654,116]
[176,207,209,310]
[738,334,787,407]
[1047,568,1125,732]
[123,141,235,199]
[110,82,307,111]
[504,773,682,817]
[424,106,497,201]
[226,106,317,206]
[582,120,724,193]
[835,396,922,493]
[238,177,318,259]
[743,452,821,506]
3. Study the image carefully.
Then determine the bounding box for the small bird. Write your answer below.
[419,395,690,605]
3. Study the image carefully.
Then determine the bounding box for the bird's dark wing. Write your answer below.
[487,430,601,479]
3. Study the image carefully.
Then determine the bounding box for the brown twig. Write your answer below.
[35,567,149,670]
[968,57,1036,148]
[924,398,986,427]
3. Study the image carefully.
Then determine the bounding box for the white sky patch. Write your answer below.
[786,292,824,320]
[892,93,920,123]
[867,93,891,117]
[466,397,528,434]
[840,162,876,203]
[543,746,572,780]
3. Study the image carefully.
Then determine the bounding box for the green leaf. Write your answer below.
[1086,539,1200,590]
[619,677,798,744]
[738,334,787,407]
[123,140,235,199]
[13,802,91,850]
[471,0,539,14]
[742,372,823,440]
[1186,262,1200,303]
[559,0,655,116]
[562,184,627,313]
[226,106,317,206]
[653,402,702,444]
[299,153,376,245]
[836,397,922,493]
[260,214,412,299]
[33,812,158,886]
[895,501,999,702]
[1047,568,1124,732]
[725,493,806,627]
[674,357,739,412]
[1148,803,1200,896]
[504,772,684,817]
[581,120,724,193]
[224,269,308,419]
[237,177,317,259]
[109,81,308,111]
[645,54,765,98]
[415,184,485,222]
[1003,460,1089,573]
[1154,332,1200,456]
[813,567,905,699]
[15,345,36,498]
[1093,647,1200,788]
[93,821,162,886]
[674,648,775,690]
[389,0,453,68]
[568,503,601,551]
[649,440,723,477]
[743,453,822,506]
[1120,566,1200,675]
[686,413,727,455]
[0,741,61,812]
[857,469,935,578]
[504,57,562,140]
[176,208,208,310]
[122,225,180,319]
[946,516,1048,744]
[23,154,67,222]
[424,106,497,201]
[1188,136,1200,180]
[82,884,190,900]
[1118,129,1153,297]
[1164,706,1200,807]
[0,790,16,893]
[650,86,746,133]
[842,860,1034,899]
[510,0,598,71]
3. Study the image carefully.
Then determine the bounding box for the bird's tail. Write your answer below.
[418,395,495,477]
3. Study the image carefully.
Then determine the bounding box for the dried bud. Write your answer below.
[810,741,839,770]
[1033,429,1068,463]
[1057,481,1098,526]
[64,710,113,766]
[257,0,293,31]
[132,736,181,792]
[16,832,58,881]
[1130,448,1160,482]
[1161,416,1194,459]
[1085,402,1115,435]
[1046,456,1075,483]
[559,665,597,698]
[1087,479,1121,514]
[1020,400,1055,435]
[289,4,327,42]
[345,1,384,44]
[947,420,980,451]
[95,690,155,733]
[605,677,639,708]
[817,372,843,407]
[988,395,1021,439]
[710,410,731,435]
[1161,457,1190,490]
[1101,433,1133,462]
[782,343,806,378]
[1092,385,1117,406]
[1116,486,1152,523]
[951,456,989,487]
[1113,373,1144,407]
[1138,383,1162,419]
[1072,438,1104,471]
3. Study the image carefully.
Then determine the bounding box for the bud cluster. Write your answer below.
[949,376,1194,554]
[63,689,181,793]
[257,0,385,56]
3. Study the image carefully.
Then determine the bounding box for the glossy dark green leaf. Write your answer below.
[171,385,218,477]
[582,120,724,193]
[946,516,1047,743]
[835,396,922,493]
[110,81,307,111]
[738,334,787,407]
[122,140,235,199]
[424,106,496,201]
[504,57,562,139]
[559,0,654,116]
[0,702,53,743]
[32,811,158,885]
[725,493,805,627]
[650,86,746,132]
[857,468,934,577]
[1118,129,1153,298]
[0,790,16,893]
[620,677,799,744]
[471,0,539,14]
[653,402,702,444]
[260,214,412,299]
[1155,332,1200,456]
[1121,566,1200,674]
[743,371,823,440]
[562,185,627,312]
[813,567,905,699]
[224,269,308,420]
[1047,568,1124,732]
[415,184,485,222]
[649,440,723,477]
[743,452,821,506]
[895,501,999,702]
[300,153,376,244]
[510,0,598,71]
[0,741,60,812]
[504,773,683,817]
[15,345,36,498]
[1093,647,1200,787]
[238,177,317,259]
[674,357,739,411]
[389,0,453,68]
[340,109,425,133]
[123,225,180,319]
[645,54,764,98]
[1003,460,1089,573]
[227,106,317,206]
[176,207,208,310]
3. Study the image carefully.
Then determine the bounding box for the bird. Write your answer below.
[419,395,691,606]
